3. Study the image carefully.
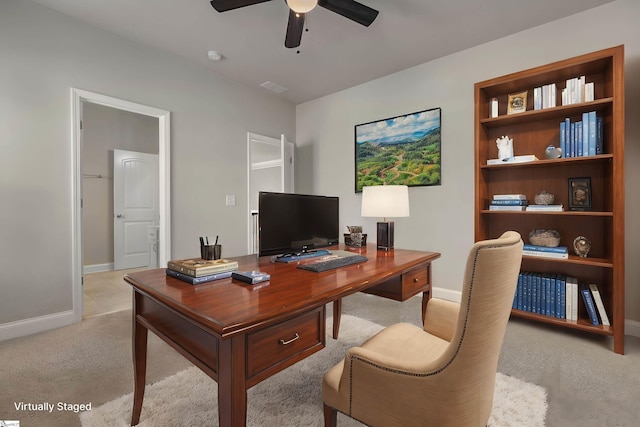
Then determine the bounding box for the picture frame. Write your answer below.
[568,177,592,211]
[507,90,528,114]
[354,107,441,192]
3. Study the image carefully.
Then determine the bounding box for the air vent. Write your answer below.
[260,81,288,94]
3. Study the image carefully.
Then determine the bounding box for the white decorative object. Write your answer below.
[490,98,499,118]
[496,136,514,160]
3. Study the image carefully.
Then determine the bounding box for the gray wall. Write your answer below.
[296,0,640,325]
[0,1,295,329]
[82,103,158,267]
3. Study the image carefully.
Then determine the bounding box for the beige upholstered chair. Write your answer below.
[322,231,523,427]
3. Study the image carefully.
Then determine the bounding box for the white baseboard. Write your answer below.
[431,286,462,303]
[625,319,640,338]
[0,310,76,342]
[83,263,114,274]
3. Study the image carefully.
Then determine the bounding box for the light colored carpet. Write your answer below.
[80,315,547,427]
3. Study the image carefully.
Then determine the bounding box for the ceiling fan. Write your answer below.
[209,0,379,49]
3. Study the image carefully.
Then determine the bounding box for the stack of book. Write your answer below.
[559,111,603,158]
[561,75,595,106]
[166,258,239,285]
[525,204,564,212]
[513,272,609,325]
[533,83,557,110]
[522,244,568,259]
[489,194,528,211]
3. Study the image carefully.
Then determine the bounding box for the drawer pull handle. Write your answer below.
[279,333,300,345]
[413,278,419,283]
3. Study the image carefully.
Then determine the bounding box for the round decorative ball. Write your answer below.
[534,191,555,205]
[529,229,561,247]
[573,236,592,258]
[545,145,562,159]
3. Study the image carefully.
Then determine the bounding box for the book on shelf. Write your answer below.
[559,112,601,159]
[562,76,590,105]
[523,244,568,254]
[514,272,569,319]
[533,83,557,110]
[167,258,239,277]
[522,244,569,259]
[588,283,611,326]
[490,199,528,206]
[525,204,563,212]
[486,155,539,165]
[166,269,234,285]
[493,194,527,200]
[489,205,527,211]
[580,285,600,325]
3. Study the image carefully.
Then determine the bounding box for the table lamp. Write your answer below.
[361,185,410,250]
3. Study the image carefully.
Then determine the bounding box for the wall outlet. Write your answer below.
[225,195,236,206]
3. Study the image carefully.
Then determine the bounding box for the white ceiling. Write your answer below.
[31,0,613,104]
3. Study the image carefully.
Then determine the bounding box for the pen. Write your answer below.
[214,235,219,245]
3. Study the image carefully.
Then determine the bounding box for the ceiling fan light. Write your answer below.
[287,0,317,13]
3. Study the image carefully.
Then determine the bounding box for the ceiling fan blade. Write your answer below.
[210,0,272,12]
[318,0,378,26]
[285,10,305,48]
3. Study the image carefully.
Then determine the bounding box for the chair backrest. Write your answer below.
[433,231,523,424]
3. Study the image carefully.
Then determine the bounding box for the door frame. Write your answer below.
[71,88,171,322]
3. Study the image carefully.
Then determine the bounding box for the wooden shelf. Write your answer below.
[480,154,613,170]
[511,309,613,336]
[474,46,625,354]
[480,98,613,128]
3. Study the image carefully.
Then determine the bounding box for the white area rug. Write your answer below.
[80,315,547,426]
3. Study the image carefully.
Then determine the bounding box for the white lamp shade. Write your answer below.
[361,185,410,218]
[287,0,318,13]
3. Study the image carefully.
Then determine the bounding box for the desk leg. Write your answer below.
[332,299,342,339]
[421,290,430,325]
[131,317,148,426]
[218,337,247,427]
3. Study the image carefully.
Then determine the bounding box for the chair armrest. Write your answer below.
[423,298,459,342]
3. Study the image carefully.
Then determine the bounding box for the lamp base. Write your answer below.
[376,221,394,251]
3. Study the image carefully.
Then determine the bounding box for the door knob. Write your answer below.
[116,213,124,218]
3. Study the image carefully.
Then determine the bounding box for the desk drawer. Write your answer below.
[246,307,325,382]
[402,266,429,298]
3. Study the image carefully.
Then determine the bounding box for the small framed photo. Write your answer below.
[507,91,528,114]
[568,177,592,211]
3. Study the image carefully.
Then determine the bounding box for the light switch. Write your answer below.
[225,195,236,206]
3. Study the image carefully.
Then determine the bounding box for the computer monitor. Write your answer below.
[258,192,339,257]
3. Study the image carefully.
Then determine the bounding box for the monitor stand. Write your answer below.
[274,249,332,263]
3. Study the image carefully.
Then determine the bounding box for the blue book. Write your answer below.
[549,275,556,318]
[523,244,568,253]
[559,121,566,158]
[491,199,528,206]
[557,274,566,319]
[576,121,583,157]
[588,111,597,156]
[166,268,234,285]
[582,113,590,156]
[564,118,571,157]
[596,116,604,154]
[580,285,600,325]
[517,273,524,310]
[570,122,576,157]
[531,274,540,314]
[543,274,550,316]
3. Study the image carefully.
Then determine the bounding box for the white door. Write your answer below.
[113,149,159,270]
[247,133,295,253]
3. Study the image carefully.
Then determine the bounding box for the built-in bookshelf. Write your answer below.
[474,46,625,354]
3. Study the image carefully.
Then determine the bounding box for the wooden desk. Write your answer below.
[125,244,439,427]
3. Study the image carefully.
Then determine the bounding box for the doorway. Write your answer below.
[71,88,171,323]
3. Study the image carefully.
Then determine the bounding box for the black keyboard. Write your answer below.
[297,255,368,272]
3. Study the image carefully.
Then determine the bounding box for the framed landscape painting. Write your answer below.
[355,107,441,192]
